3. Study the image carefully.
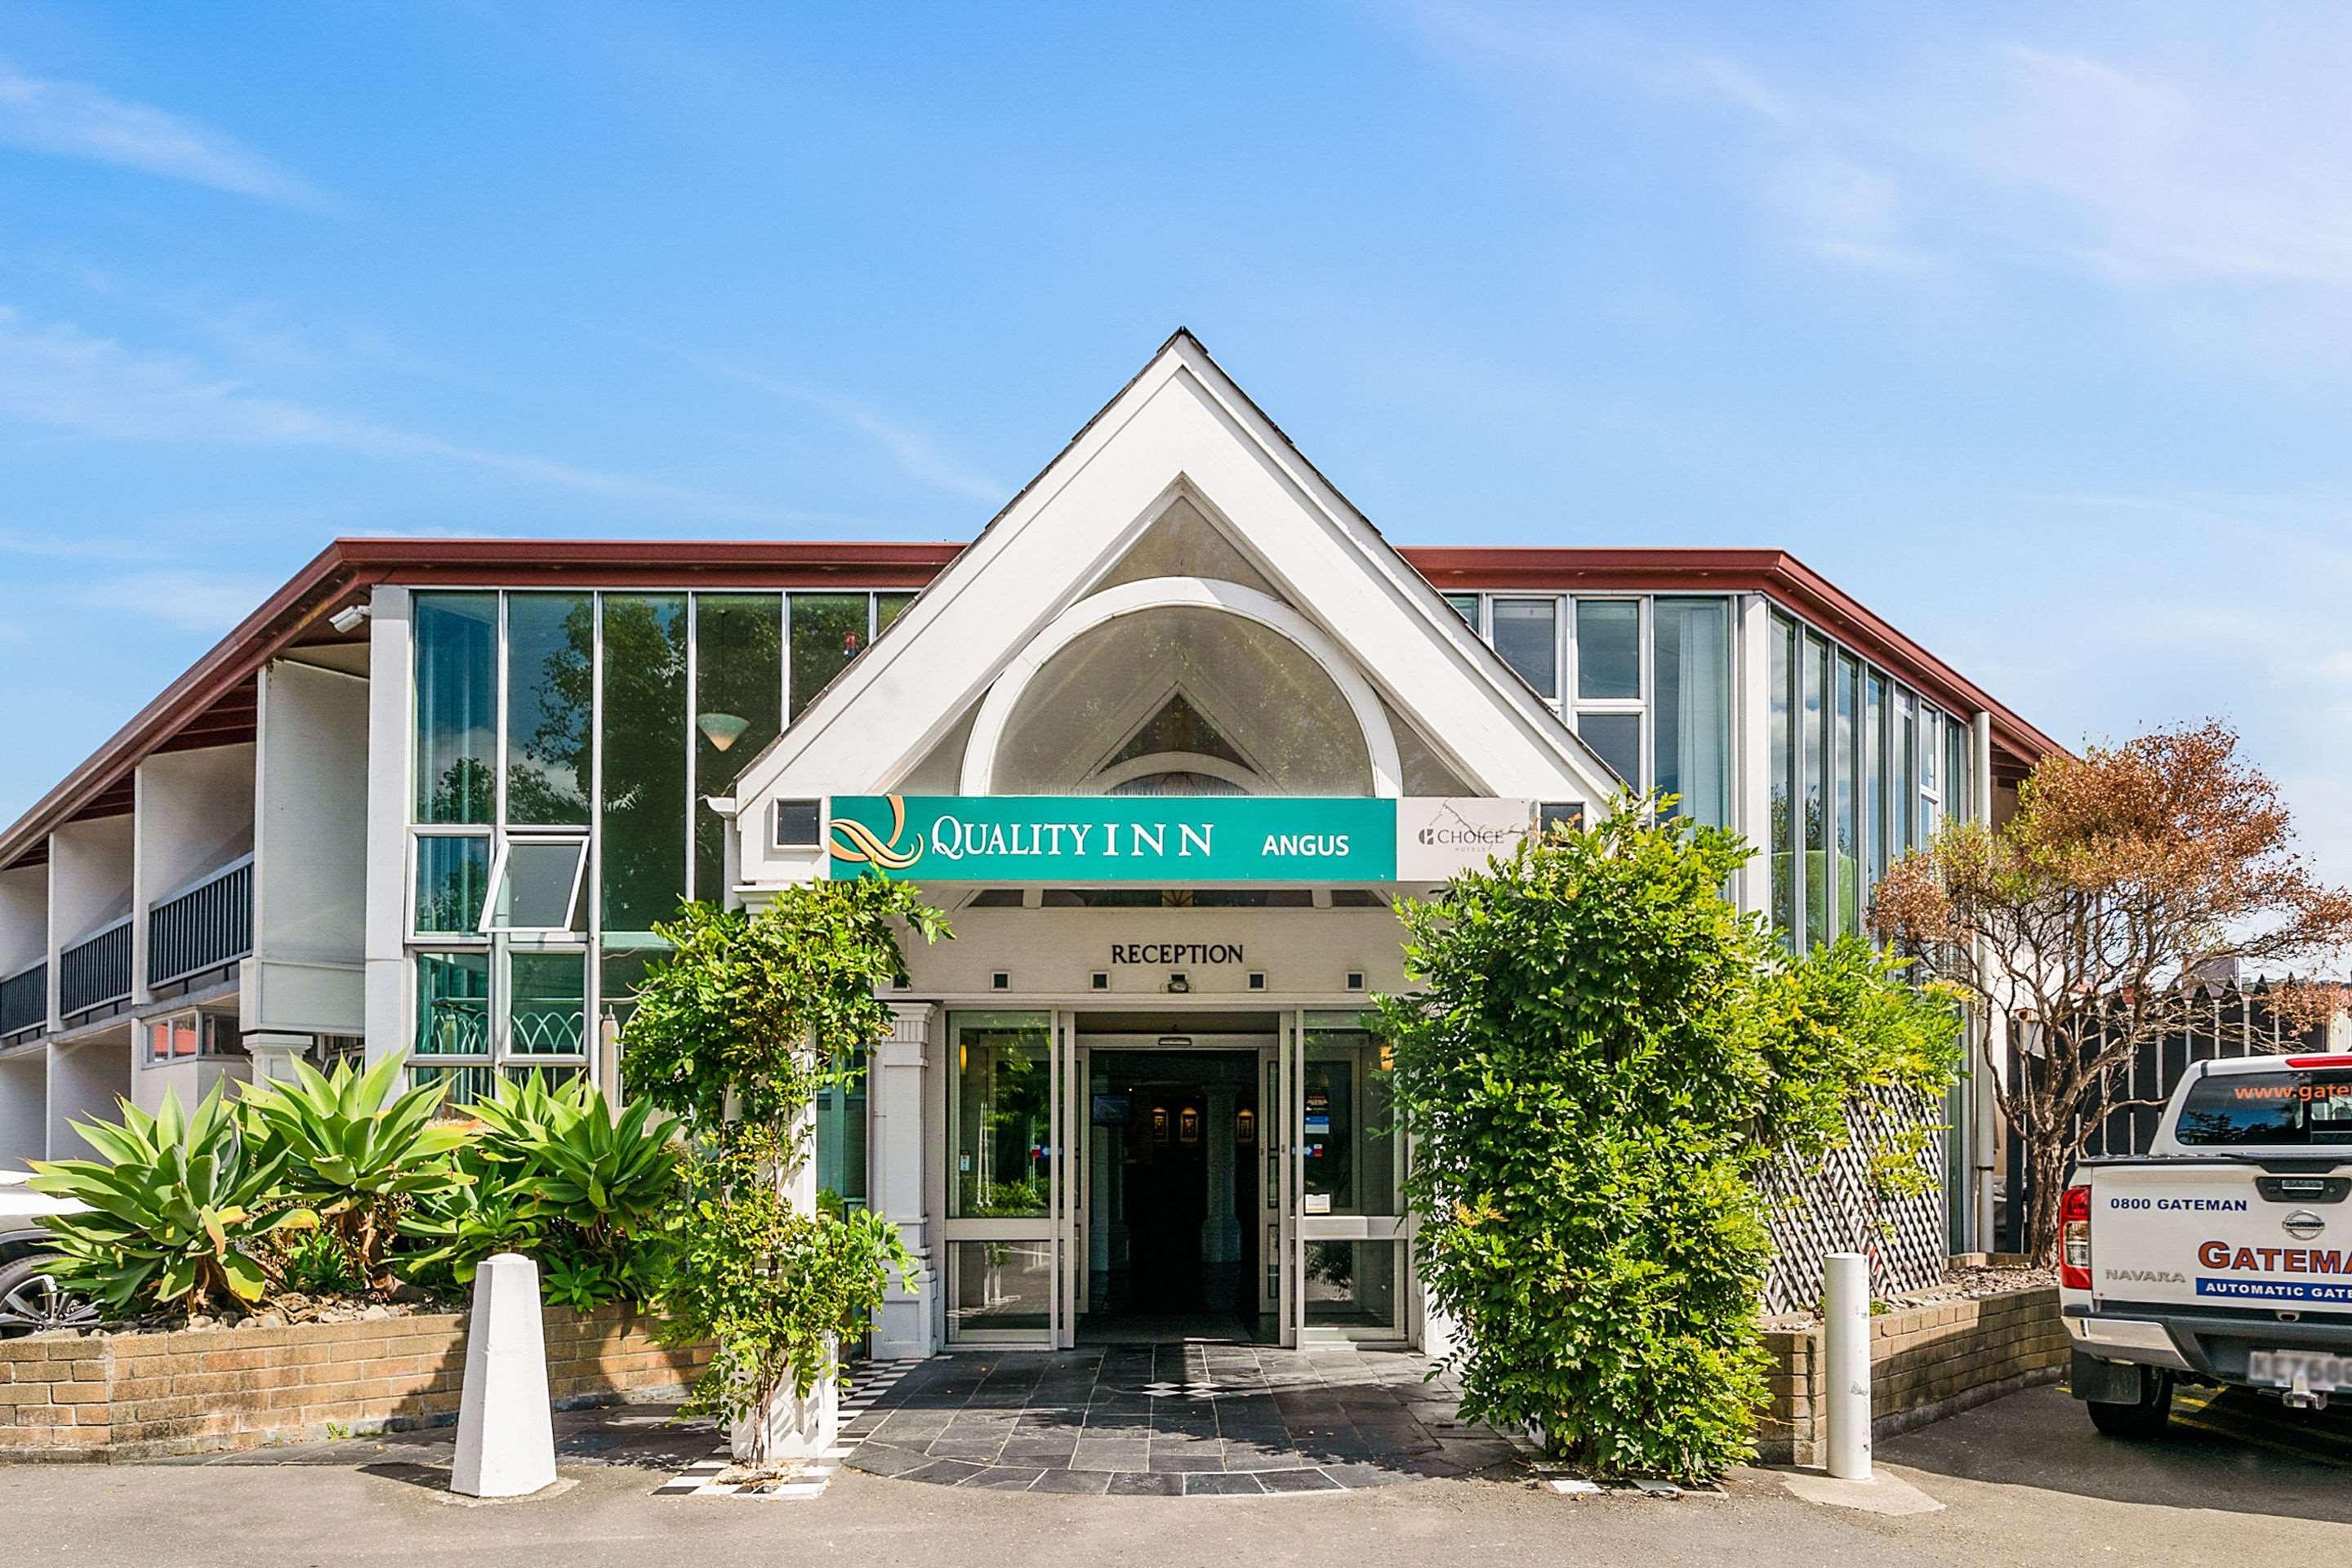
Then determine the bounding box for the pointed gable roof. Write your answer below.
[729,331,1621,875]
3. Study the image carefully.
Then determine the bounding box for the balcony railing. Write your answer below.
[59,917,132,1020]
[0,961,43,1038]
[149,856,255,991]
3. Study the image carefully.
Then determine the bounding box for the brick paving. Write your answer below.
[840,1343,1526,1496]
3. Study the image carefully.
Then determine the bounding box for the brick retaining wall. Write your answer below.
[1757,1285,2065,1465]
[0,1303,710,1463]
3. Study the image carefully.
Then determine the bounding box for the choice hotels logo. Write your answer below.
[1417,800,1517,849]
[829,795,924,871]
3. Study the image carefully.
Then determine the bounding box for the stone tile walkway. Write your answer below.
[841,1343,1526,1496]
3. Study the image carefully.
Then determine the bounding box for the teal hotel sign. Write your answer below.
[826,795,1456,883]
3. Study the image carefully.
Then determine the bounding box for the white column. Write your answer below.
[1734,594,1774,919]
[452,1252,558,1497]
[1823,1252,1872,1480]
[869,1000,936,1361]
[362,587,412,1067]
[245,1032,314,1087]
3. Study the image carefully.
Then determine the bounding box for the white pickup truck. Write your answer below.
[2062,1051,2352,1437]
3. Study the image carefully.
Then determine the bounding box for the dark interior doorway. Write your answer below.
[1083,1048,1267,1343]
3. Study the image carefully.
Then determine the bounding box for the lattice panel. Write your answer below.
[1759,1088,1948,1314]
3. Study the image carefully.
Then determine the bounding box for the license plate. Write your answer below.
[2249,1350,2352,1392]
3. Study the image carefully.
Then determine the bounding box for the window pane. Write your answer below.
[1579,711,1642,791]
[413,594,496,825]
[1769,615,1796,942]
[488,839,586,930]
[1802,636,1828,947]
[1443,593,1481,627]
[1575,599,1641,699]
[693,595,782,903]
[1490,599,1558,699]
[950,1240,1051,1335]
[1948,720,1971,824]
[875,591,915,633]
[1304,1239,1398,1330]
[600,595,688,934]
[1891,693,1915,860]
[414,951,490,1057]
[509,951,586,1056]
[949,1013,1051,1218]
[816,1079,869,1210]
[413,835,489,935]
[789,593,870,721]
[1919,710,1943,841]
[1836,653,1860,938]
[1303,1024,1396,1217]
[504,595,592,826]
[1653,599,1730,825]
[599,946,657,1037]
[410,1063,497,1108]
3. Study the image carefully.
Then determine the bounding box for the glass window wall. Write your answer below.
[1769,613,1797,937]
[789,592,871,720]
[413,835,489,936]
[1836,653,1860,939]
[1653,599,1730,825]
[1802,634,1828,946]
[599,595,688,935]
[1575,599,1642,699]
[693,595,783,902]
[503,595,592,826]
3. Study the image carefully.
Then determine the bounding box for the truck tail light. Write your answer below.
[2286,1054,2352,1068]
[2060,1183,2093,1291]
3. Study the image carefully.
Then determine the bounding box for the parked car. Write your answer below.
[2062,1051,2352,1437]
[0,1170,96,1336]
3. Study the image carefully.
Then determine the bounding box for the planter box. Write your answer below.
[1756,1284,2065,1465]
[0,1303,711,1464]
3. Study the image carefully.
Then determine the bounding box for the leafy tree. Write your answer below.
[1378,800,1957,1481]
[1873,719,2352,1261]
[624,878,948,1468]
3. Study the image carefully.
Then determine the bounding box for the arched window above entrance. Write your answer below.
[967,579,1400,796]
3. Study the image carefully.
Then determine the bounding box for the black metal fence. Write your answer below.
[0,961,42,1038]
[149,857,254,991]
[1997,982,2332,1252]
[57,918,132,1019]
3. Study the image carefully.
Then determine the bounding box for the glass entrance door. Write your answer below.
[1286,1011,1407,1343]
[942,1009,1064,1346]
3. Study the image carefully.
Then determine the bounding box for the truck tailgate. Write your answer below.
[2090,1160,2352,1312]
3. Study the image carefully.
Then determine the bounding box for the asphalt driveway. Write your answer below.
[5,1381,2350,1566]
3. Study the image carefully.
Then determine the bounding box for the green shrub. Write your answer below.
[394,1149,545,1292]
[240,1054,470,1288]
[275,1227,367,1297]
[29,1085,315,1313]
[1378,800,1958,1481]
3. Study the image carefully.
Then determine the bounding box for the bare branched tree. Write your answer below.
[1872,720,2352,1262]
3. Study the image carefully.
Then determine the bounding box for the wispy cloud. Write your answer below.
[0,58,328,207]
[683,356,1007,501]
[77,569,278,635]
[0,307,861,527]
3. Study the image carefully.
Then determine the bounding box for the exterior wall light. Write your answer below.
[697,711,751,751]
[1090,971,1109,991]
[991,972,1010,991]
[1166,973,1190,994]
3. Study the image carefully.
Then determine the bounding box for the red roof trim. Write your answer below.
[0,537,2057,870]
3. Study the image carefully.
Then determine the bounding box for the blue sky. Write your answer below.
[4,2,2350,883]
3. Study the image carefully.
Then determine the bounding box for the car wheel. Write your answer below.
[0,1255,99,1337]
[2085,1370,2173,1439]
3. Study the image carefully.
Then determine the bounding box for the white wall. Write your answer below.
[901,904,1411,1000]
[0,1049,43,1169]
[0,863,45,979]
[135,742,256,1003]
[46,1031,131,1159]
[247,659,368,1036]
[48,816,133,1027]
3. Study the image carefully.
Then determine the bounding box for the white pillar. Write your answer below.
[1823,1252,1872,1481]
[245,1032,314,1088]
[452,1252,559,1498]
[361,587,412,1067]
[869,1001,937,1361]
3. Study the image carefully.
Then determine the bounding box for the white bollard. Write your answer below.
[1823,1251,1872,1481]
[452,1253,558,1498]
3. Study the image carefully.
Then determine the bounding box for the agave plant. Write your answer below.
[29,1085,314,1312]
[239,1053,470,1283]
[394,1148,545,1290]
[470,1071,681,1252]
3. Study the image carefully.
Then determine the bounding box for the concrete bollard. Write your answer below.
[452,1252,558,1498]
[1823,1251,1871,1481]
